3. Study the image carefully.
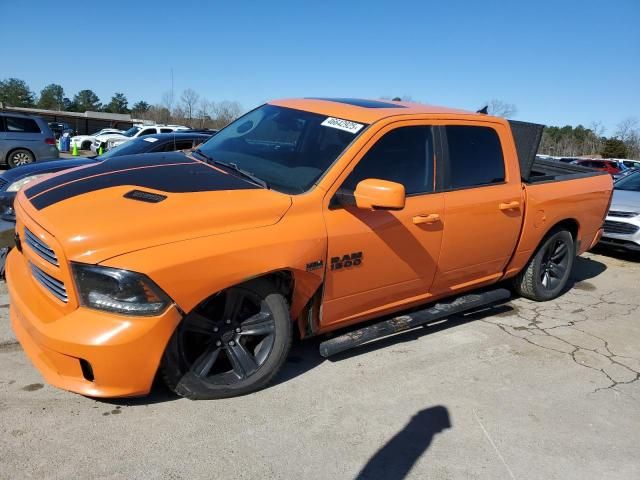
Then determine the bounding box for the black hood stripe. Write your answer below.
[27,153,259,210]
[25,152,199,198]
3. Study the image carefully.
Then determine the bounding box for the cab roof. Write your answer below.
[269,97,483,124]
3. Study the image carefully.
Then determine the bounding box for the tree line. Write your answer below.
[539,121,639,159]
[1,77,638,158]
[0,78,242,130]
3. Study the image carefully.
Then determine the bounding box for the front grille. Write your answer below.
[609,210,638,218]
[24,228,58,266]
[603,220,639,235]
[30,262,68,303]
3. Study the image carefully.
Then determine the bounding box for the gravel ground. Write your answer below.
[0,248,638,480]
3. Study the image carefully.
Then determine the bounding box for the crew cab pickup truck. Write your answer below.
[6,98,613,399]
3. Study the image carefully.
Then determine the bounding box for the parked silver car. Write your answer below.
[0,112,59,168]
[600,170,640,251]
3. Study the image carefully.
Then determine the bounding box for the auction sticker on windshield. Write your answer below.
[321,117,364,134]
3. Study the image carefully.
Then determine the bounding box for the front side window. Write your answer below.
[196,104,367,194]
[5,116,41,133]
[341,126,434,195]
[138,128,157,136]
[444,126,504,189]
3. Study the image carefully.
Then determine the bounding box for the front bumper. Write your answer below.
[600,215,640,251]
[7,250,183,397]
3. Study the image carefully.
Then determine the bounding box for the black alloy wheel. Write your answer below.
[162,279,291,399]
[540,237,571,290]
[512,229,575,301]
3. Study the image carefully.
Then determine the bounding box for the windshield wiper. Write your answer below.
[193,149,269,189]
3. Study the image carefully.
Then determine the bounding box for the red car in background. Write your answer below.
[572,159,621,175]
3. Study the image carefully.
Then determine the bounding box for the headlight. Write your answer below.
[71,263,172,316]
[6,174,48,192]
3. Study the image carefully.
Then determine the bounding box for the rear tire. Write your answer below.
[512,229,575,301]
[7,149,34,168]
[161,279,292,399]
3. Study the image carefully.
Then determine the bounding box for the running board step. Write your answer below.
[318,288,511,358]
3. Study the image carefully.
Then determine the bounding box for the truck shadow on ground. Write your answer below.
[355,405,451,480]
[277,302,516,371]
[565,254,608,291]
[102,255,609,405]
[590,245,640,263]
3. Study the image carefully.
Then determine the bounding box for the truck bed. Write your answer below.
[526,158,608,184]
[502,168,614,280]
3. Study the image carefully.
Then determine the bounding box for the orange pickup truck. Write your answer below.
[7,98,613,399]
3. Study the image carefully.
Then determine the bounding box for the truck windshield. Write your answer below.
[195,104,367,194]
[122,127,141,137]
[615,171,640,191]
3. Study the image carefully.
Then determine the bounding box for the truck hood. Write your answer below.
[19,152,292,264]
[611,189,640,212]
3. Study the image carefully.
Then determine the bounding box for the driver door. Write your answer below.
[321,123,445,328]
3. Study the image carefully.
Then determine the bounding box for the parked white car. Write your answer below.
[70,129,124,150]
[91,125,188,152]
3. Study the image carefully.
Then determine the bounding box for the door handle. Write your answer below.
[413,213,441,225]
[499,201,520,211]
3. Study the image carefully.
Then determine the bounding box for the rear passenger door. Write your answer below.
[431,123,523,293]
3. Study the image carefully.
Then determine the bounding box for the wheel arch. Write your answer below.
[548,218,580,241]
[503,217,581,281]
[184,267,321,325]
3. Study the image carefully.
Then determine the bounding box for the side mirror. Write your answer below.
[354,178,405,210]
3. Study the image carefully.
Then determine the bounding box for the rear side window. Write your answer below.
[444,126,504,189]
[5,116,41,133]
[160,128,174,133]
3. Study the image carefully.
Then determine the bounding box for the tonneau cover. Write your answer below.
[508,120,544,181]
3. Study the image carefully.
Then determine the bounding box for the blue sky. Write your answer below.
[1,0,638,133]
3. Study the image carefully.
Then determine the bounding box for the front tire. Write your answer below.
[7,149,34,168]
[161,279,292,399]
[512,229,575,301]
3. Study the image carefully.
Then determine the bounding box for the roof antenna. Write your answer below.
[477,105,489,114]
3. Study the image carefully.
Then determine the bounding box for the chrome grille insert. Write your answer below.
[609,210,638,218]
[603,220,639,235]
[30,262,68,303]
[24,228,58,266]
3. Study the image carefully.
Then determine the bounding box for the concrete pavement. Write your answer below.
[0,249,638,479]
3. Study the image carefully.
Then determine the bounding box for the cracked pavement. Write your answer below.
[1,249,639,479]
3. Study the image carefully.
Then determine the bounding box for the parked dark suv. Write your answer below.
[0,113,59,167]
